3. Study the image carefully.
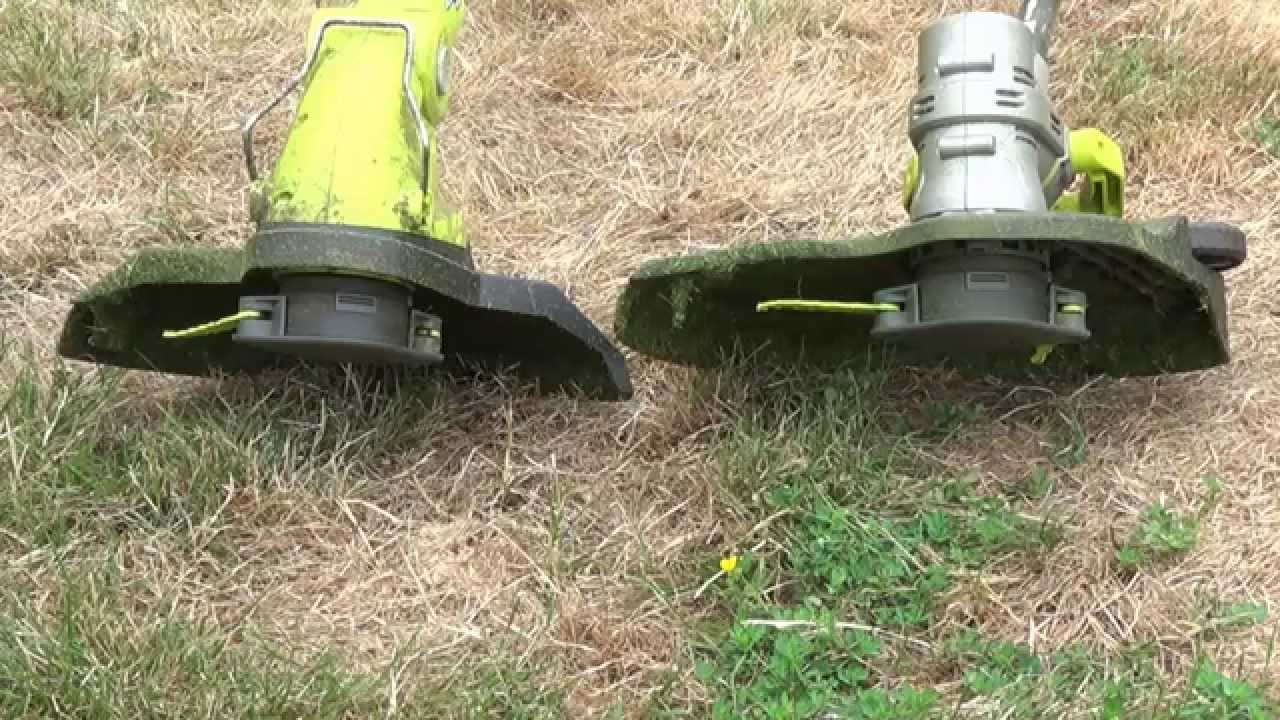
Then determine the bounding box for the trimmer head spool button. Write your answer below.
[234,275,445,367]
[871,240,1089,351]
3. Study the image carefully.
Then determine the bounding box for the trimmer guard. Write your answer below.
[614,213,1233,379]
[57,224,632,401]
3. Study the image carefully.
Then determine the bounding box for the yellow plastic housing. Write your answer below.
[260,0,466,246]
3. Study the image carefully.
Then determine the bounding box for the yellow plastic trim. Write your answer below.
[902,150,921,212]
[1059,303,1085,314]
[756,300,901,315]
[162,310,262,339]
[1053,128,1126,218]
[262,0,467,246]
[1030,344,1055,365]
[1053,192,1082,213]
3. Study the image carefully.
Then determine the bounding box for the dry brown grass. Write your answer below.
[3,0,1280,716]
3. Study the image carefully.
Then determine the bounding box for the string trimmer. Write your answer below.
[56,0,633,400]
[614,0,1247,378]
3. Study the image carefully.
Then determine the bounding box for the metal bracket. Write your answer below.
[240,17,431,192]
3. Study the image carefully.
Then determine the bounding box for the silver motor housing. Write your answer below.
[907,11,1070,221]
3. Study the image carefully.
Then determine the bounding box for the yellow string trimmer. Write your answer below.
[57,0,632,400]
[614,0,1246,379]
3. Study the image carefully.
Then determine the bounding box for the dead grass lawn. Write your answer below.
[2,0,1279,716]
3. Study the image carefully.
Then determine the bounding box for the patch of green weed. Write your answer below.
[1191,590,1270,643]
[1015,465,1055,501]
[1259,117,1280,158]
[917,399,982,441]
[695,606,941,720]
[1168,660,1277,720]
[765,487,1057,630]
[940,630,1278,720]
[1080,21,1280,144]
[709,367,1062,630]
[784,497,949,629]
[1201,474,1225,509]
[1215,602,1269,630]
[942,631,1067,716]
[1114,503,1201,570]
[1092,39,1164,100]
[690,364,1274,718]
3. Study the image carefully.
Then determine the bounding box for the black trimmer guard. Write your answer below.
[614,213,1242,380]
[57,224,633,401]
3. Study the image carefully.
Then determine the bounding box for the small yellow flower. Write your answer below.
[719,553,740,574]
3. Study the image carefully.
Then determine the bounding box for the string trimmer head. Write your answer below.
[614,1,1246,379]
[57,0,632,401]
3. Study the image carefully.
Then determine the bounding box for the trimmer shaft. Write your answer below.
[233,275,444,367]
